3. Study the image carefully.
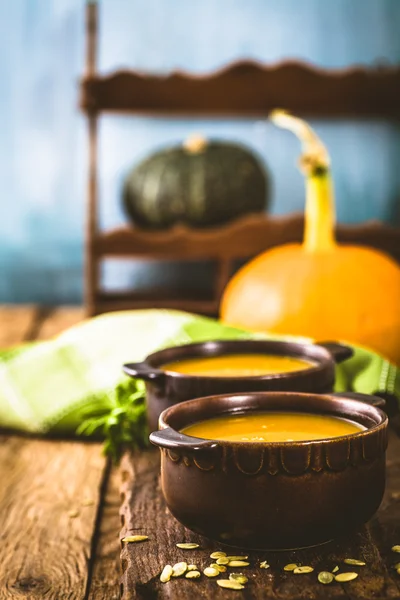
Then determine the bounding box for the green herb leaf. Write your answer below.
[76,379,148,462]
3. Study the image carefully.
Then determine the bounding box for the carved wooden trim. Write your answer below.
[95,214,400,264]
[80,60,400,117]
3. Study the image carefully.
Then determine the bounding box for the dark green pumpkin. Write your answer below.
[123,136,269,229]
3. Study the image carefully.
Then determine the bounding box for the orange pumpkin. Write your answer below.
[221,111,400,365]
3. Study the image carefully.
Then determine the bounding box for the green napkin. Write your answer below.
[0,309,398,451]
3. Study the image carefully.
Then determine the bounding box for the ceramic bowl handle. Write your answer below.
[149,428,219,454]
[123,362,165,382]
[316,341,354,363]
[332,391,386,410]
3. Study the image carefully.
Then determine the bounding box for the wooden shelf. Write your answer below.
[95,214,400,264]
[80,61,400,118]
[95,291,218,316]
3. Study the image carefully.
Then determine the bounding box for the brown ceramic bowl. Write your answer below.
[123,339,353,431]
[149,391,388,550]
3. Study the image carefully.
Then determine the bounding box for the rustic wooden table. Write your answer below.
[0,306,120,600]
[2,306,400,600]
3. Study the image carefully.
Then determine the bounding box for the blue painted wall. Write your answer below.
[1,0,400,303]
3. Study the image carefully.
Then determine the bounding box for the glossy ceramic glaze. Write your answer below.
[150,391,388,550]
[123,339,353,431]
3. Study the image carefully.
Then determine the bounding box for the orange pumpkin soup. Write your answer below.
[181,412,364,443]
[161,354,313,377]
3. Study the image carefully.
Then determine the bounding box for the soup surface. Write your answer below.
[161,354,313,377]
[181,412,364,443]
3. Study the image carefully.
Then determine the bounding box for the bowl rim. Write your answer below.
[157,391,388,448]
[145,339,335,382]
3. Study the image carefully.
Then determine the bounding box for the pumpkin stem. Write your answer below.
[270,110,336,252]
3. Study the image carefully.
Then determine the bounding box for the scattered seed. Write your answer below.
[68,509,79,518]
[397,567,400,575]
[81,498,94,507]
[160,565,173,583]
[216,557,230,565]
[392,546,400,553]
[172,562,188,577]
[344,558,366,566]
[393,563,400,570]
[187,564,198,571]
[335,572,358,582]
[228,560,250,568]
[293,566,314,574]
[318,571,334,585]
[210,551,227,559]
[121,535,148,543]
[176,543,200,550]
[284,563,299,572]
[204,567,220,578]
[226,556,249,561]
[229,573,248,585]
[332,566,340,573]
[185,570,201,579]
[260,561,270,569]
[217,579,245,590]
[211,563,227,573]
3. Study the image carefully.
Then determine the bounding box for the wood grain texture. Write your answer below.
[0,306,120,600]
[0,437,106,600]
[120,433,400,600]
[80,60,400,118]
[87,466,121,600]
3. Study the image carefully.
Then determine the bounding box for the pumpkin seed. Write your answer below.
[68,509,79,518]
[335,572,358,582]
[217,579,245,590]
[228,560,250,567]
[176,543,200,550]
[229,573,248,585]
[82,498,94,506]
[172,562,188,577]
[396,567,400,575]
[318,571,334,585]
[293,566,314,574]
[284,563,299,571]
[160,565,173,583]
[210,551,227,559]
[332,566,339,573]
[204,567,219,577]
[216,557,230,565]
[187,564,198,571]
[393,563,400,570]
[260,561,270,569]
[226,555,249,561]
[121,535,148,543]
[392,545,400,553]
[185,570,201,579]
[211,563,227,573]
[344,558,366,566]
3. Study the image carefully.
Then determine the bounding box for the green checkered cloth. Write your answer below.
[0,309,399,435]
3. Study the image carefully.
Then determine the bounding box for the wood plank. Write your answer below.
[0,306,118,600]
[0,437,106,600]
[34,306,86,340]
[87,466,121,600]
[0,305,38,348]
[80,60,400,118]
[120,432,400,599]
[96,216,400,265]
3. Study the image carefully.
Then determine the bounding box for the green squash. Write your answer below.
[123,135,269,229]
